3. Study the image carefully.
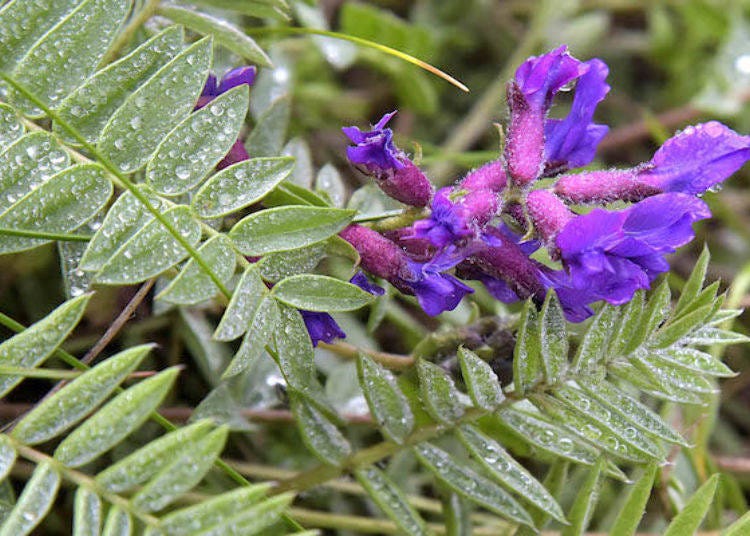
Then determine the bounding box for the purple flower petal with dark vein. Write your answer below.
[350,271,385,296]
[638,121,750,195]
[544,58,610,172]
[400,249,474,316]
[300,310,346,346]
[218,66,257,94]
[556,193,711,305]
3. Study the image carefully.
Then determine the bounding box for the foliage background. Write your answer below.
[1,0,750,534]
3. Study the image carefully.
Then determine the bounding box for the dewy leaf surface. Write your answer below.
[99,37,212,173]
[0,294,90,397]
[0,462,60,536]
[357,354,414,443]
[272,274,374,311]
[192,156,294,218]
[10,0,131,115]
[0,164,112,254]
[147,85,249,195]
[213,265,266,341]
[56,26,185,145]
[72,488,102,536]
[54,368,180,467]
[0,103,25,149]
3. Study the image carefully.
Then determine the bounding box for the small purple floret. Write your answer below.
[343,111,404,171]
[218,66,257,94]
[514,45,586,109]
[405,252,475,316]
[350,271,385,296]
[556,193,711,305]
[300,310,346,346]
[544,58,610,172]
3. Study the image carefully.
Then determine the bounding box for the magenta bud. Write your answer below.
[460,159,508,192]
[339,225,410,281]
[377,160,434,207]
[504,82,545,188]
[554,168,659,204]
[526,190,574,243]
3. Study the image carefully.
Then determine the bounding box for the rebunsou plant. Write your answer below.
[0,1,749,535]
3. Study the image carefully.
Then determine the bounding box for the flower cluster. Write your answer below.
[336,45,750,332]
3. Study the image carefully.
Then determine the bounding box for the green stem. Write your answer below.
[6,436,160,527]
[0,228,91,242]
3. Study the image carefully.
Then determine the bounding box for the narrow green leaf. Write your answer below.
[663,474,720,536]
[538,290,568,384]
[265,180,331,207]
[706,308,743,326]
[182,493,294,536]
[55,368,180,467]
[213,265,266,341]
[73,488,102,536]
[10,0,131,115]
[192,156,294,218]
[0,104,24,149]
[0,293,90,397]
[272,274,374,312]
[627,280,671,353]
[553,386,664,459]
[290,391,351,465]
[316,163,347,206]
[158,3,271,66]
[56,26,185,144]
[572,304,618,373]
[609,463,658,536]
[674,245,709,316]
[356,354,414,443]
[416,358,465,424]
[561,458,604,536]
[96,420,215,492]
[12,345,152,445]
[257,241,328,283]
[609,291,644,357]
[683,326,750,346]
[229,206,354,256]
[496,407,599,466]
[651,302,714,348]
[530,394,653,463]
[414,443,533,526]
[132,426,229,512]
[610,361,704,406]
[457,347,504,411]
[0,164,112,254]
[577,379,687,446]
[157,235,236,305]
[0,0,80,72]
[0,462,59,536]
[0,436,16,482]
[154,483,272,536]
[79,187,167,272]
[513,300,541,395]
[631,354,716,395]
[651,347,735,377]
[354,466,429,536]
[147,86,249,195]
[0,132,70,216]
[272,304,333,414]
[224,296,280,377]
[99,38,212,173]
[101,507,131,536]
[94,206,201,284]
[186,0,291,20]
[458,425,566,523]
[245,96,290,157]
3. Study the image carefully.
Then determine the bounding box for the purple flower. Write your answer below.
[343,112,433,207]
[556,193,711,305]
[555,122,750,203]
[544,58,610,173]
[514,46,587,109]
[638,121,750,195]
[300,310,346,346]
[401,250,474,316]
[218,66,257,94]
